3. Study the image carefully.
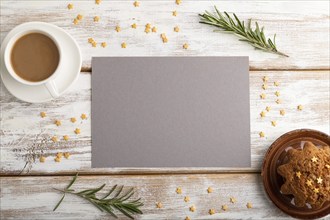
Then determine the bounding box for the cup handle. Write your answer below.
[45,80,59,98]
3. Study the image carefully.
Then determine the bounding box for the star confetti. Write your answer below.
[246,202,253,209]
[316,177,323,184]
[311,156,318,163]
[295,171,301,178]
[133,1,140,7]
[209,209,215,215]
[230,197,237,203]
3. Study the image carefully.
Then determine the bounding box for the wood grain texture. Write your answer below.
[0,0,329,70]
[1,70,329,175]
[1,1,329,219]
[0,174,299,220]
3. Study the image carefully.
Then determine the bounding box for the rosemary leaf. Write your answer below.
[199,6,289,57]
[66,173,78,190]
[53,174,143,219]
[53,194,65,211]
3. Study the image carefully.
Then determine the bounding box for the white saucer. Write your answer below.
[0,22,82,103]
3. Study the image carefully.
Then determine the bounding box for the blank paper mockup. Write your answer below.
[92,57,250,168]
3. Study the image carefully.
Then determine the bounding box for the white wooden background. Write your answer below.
[1,0,329,219]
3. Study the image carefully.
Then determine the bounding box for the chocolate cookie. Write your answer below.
[277,141,330,208]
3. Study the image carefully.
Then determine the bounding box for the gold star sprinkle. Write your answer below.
[295,171,301,178]
[56,152,63,158]
[207,187,213,193]
[260,111,266,118]
[311,156,318,163]
[259,131,265,138]
[40,112,46,118]
[63,135,69,141]
[121,42,127,48]
[145,23,151,29]
[262,84,268,90]
[54,157,61,163]
[260,93,266,99]
[152,27,157,33]
[160,33,168,43]
[81,114,87,120]
[222,205,228,211]
[271,121,277,127]
[183,43,189,49]
[145,27,151,33]
[74,128,81,134]
[230,197,237,203]
[185,217,190,220]
[275,91,280,97]
[174,26,180,32]
[262,76,268,82]
[131,23,137,29]
[133,1,140,7]
[176,187,182,194]
[73,18,79,25]
[316,177,323,184]
[184,196,190,202]
[70,117,76,123]
[306,179,313,187]
[115,25,121,32]
[101,42,107,48]
[55,120,61,126]
[297,105,303,111]
[265,106,271,112]
[275,99,281,104]
[92,41,97,47]
[280,109,285,116]
[64,152,70,159]
[176,0,181,5]
[172,10,177,16]
[189,205,196,212]
[209,209,215,215]
[88,38,94,43]
[95,0,101,4]
[67,3,73,10]
[51,136,58,142]
[313,188,319,194]
[156,202,163,208]
[94,16,100,22]
[274,81,280,86]
[246,202,253,209]
[77,14,83,20]
[39,156,46,163]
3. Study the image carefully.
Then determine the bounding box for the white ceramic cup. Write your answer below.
[4,29,62,98]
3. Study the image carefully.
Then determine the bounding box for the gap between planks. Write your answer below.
[0,170,261,178]
[82,68,330,73]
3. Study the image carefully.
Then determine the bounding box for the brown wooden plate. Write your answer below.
[261,129,330,219]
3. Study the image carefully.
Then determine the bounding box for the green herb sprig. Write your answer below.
[199,6,288,57]
[53,174,143,219]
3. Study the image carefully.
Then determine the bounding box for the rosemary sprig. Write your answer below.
[199,6,288,57]
[53,173,143,219]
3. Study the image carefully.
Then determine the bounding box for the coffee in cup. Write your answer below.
[4,29,62,97]
[10,33,60,82]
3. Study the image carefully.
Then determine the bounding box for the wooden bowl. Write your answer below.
[261,129,330,219]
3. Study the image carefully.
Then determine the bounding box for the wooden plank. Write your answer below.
[0,0,329,70]
[1,70,329,174]
[0,173,298,219]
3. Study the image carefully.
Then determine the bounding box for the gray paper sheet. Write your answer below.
[92,57,250,168]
